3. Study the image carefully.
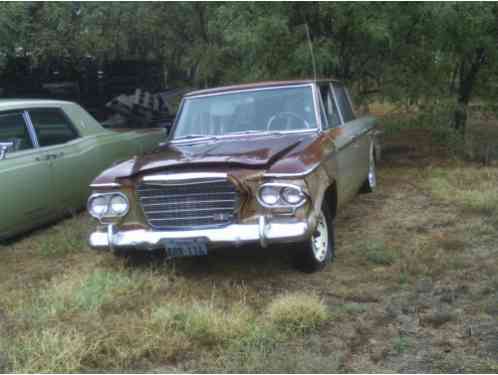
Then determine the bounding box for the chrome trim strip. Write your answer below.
[345,86,356,119]
[263,163,320,178]
[146,206,232,215]
[142,172,227,182]
[90,183,122,188]
[330,82,345,125]
[22,110,40,148]
[311,83,324,132]
[138,192,236,200]
[149,214,229,222]
[186,83,312,99]
[141,199,236,207]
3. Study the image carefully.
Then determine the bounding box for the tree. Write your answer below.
[433,3,498,133]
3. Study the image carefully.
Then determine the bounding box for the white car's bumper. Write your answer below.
[89,216,311,251]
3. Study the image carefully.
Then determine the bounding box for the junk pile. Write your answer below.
[103,88,187,130]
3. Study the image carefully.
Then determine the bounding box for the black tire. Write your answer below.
[292,201,335,273]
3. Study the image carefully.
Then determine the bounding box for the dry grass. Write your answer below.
[266,292,329,334]
[428,166,498,219]
[7,328,92,373]
[1,112,498,372]
[150,302,254,346]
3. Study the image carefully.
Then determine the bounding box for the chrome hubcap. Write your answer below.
[368,149,376,189]
[312,211,328,262]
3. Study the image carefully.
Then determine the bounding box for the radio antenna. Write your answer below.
[304,23,318,82]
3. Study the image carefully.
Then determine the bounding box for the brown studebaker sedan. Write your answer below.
[87,80,380,272]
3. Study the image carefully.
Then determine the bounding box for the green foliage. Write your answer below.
[0,3,497,130]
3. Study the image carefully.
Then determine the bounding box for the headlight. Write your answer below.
[88,193,129,219]
[88,195,109,218]
[109,194,129,215]
[281,186,305,205]
[257,183,307,208]
[260,185,280,206]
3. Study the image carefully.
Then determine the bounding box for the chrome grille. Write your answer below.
[136,176,239,229]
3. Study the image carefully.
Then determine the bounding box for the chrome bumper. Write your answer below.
[89,216,311,251]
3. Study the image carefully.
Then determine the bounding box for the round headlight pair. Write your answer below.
[258,184,306,207]
[88,193,129,219]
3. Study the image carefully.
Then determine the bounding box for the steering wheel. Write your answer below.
[266,112,311,131]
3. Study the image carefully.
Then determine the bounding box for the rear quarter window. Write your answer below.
[333,85,355,123]
[29,108,79,147]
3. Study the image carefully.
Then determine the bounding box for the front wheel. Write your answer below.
[292,202,335,273]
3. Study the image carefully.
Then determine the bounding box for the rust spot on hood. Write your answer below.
[92,132,321,184]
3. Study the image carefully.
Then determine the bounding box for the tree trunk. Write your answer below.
[450,48,486,135]
[452,100,468,134]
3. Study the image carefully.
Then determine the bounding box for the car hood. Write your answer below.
[93,132,321,183]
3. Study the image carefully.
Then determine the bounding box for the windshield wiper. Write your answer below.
[173,134,217,141]
[228,130,265,136]
[266,130,284,136]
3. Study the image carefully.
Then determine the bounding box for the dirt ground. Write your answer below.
[0,124,497,373]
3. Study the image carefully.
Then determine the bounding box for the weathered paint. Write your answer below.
[0,100,166,239]
[89,81,379,233]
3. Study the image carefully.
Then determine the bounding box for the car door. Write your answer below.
[318,82,358,207]
[331,82,369,193]
[27,107,99,214]
[0,111,54,238]
[61,102,143,175]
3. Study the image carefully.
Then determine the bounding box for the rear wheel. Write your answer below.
[292,201,335,273]
[360,145,377,193]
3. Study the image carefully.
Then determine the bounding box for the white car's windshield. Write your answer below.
[173,85,317,140]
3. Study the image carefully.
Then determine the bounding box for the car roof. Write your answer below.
[0,99,73,110]
[185,79,341,97]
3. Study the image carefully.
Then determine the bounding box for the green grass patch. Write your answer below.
[28,269,147,321]
[37,215,90,257]
[392,335,410,354]
[429,167,498,219]
[337,302,368,315]
[358,240,399,266]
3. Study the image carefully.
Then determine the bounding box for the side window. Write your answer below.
[0,112,33,152]
[29,108,79,147]
[319,84,341,128]
[332,84,355,123]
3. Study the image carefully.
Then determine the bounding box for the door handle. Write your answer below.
[35,155,51,161]
[48,152,64,160]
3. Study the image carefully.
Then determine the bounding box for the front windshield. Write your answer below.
[173,85,317,139]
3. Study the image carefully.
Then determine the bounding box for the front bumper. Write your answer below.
[89,216,311,251]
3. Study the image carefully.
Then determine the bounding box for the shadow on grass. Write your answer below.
[119,244,297,279]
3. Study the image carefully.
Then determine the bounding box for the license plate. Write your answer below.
[162,238,208,258]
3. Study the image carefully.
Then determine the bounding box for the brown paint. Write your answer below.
[90,81,347,226]
[92,131,331,185]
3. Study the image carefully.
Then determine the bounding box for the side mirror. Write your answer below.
[0,142,14,160]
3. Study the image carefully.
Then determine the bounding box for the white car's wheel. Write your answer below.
[292,201,335,273]
[361,144,377,193]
